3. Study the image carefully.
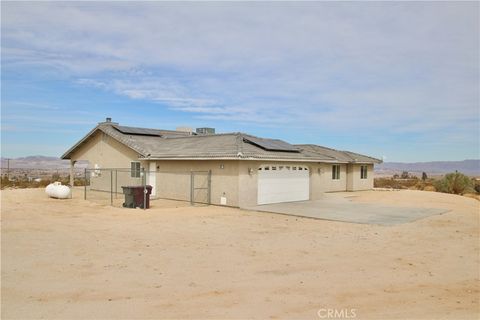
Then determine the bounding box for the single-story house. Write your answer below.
[62,118,382,207]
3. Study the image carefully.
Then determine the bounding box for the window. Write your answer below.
[131,162,141,178]
[332,165,340,180]
[361,165,368,179]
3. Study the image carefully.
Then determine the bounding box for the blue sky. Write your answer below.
[1,1,479,162]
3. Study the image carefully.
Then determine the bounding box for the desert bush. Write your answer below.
[0,176,74,189]
[423,185,436,192]
[413,181,426,190]
[473,180,480,194]
[464,193,480,201]
[0,176,10,189]
[434,172,474,195]
[374,177,419,189]
[400,171,409,179]
[374,178,397,189]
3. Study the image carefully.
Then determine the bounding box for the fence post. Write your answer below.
[142,167,146,210]
[84,168,87,200]
[110,170,113,206]
[190,171,194,205]
[208,170,211,205]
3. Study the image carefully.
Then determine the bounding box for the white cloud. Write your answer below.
[2,1,479,139]
[4,101,59,110]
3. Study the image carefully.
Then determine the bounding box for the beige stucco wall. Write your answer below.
[346,164,374,191]
[69,131,145,191]
[70,131,144,168]
[154,160,240,206]
[238,161,259,208]
[151,161,373,206]
[309,163,348,197]
[238,161,350,207]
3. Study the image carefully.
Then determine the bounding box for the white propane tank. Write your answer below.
[45,182,71,199]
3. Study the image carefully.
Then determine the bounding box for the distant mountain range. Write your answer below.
[0,156,88,170]
[1,156,479,176]
[375,159,480,176]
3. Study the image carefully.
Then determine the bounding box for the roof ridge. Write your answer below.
[342,150,383,162]
[110,123,188,134]
[294,144,349,161]
[164,132,243,139]
[242,132,289,142]
[236,133,244,157]
[295,143,345,153]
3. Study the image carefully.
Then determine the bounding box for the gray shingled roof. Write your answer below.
[61,122,381,164]
[296,144,382,164]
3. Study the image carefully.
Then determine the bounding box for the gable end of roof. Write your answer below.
[61,125,147,160]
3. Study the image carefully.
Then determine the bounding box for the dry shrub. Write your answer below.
[412,181,426,190]
[434,172,474,195]
[423,185,436,192]
[374,178,419,189]
[474,180,480,194]
[463,193,480,201]
[0,177,74,189]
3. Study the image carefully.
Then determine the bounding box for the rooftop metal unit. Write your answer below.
[196,127,215,135]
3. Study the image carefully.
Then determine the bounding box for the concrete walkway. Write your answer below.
[247,193,449,226]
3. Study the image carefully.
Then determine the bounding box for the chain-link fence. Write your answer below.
[81,168,145,207]
[80,168,212,208]
[1,167,212,208]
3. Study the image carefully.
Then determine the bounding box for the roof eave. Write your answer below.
[61,125,100,160]
[351,161,383,164]
[139,156,349,163]
[61,125,146,160]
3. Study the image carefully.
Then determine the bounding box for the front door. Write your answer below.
[148,162,156,197]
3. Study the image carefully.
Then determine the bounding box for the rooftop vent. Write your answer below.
[99,117,118,125]
[196,127,215,135]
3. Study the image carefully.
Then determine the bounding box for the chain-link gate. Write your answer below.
[190,170,211,205]
[82,168,147,207]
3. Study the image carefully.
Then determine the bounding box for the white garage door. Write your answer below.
[257,165,310,205]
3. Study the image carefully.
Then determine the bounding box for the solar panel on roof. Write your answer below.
[243,136,300,152]
[113,125,163,137]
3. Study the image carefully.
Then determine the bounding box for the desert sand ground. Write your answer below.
[1,188,479,319]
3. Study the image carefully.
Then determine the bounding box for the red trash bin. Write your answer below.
[133,185,152,209]
[122,185,152,209]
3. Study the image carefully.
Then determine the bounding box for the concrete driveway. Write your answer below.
[247,193,449,226]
